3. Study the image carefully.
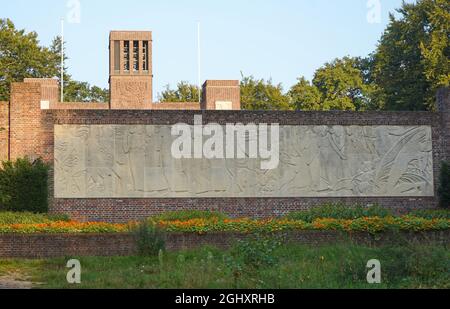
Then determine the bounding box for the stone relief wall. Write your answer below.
[54,125,434,198]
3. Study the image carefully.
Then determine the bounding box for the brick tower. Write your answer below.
[109,31,153,109]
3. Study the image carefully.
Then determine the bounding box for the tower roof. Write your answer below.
[109,31,152,41]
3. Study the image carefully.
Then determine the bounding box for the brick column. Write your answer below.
[0,101,9,161]
[201,80,241,110]
[9,81,54,162]
[437,88,450,162]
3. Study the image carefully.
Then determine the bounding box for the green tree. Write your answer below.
[438,161,450,208]
[370,0,450,111]
[312,57,372,111]
[159,81,200,102]
[0,18,60,100]
[288,77,322,110]
[0,19,109,103]
[420,0,450,94]
[240,75,291,111]
[289,57,372,111]
[50,35,109,103]
[64,80,109,103]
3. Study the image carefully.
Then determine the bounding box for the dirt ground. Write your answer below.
[0,272,34,289]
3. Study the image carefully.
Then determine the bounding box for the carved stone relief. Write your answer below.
[54,125,434,198]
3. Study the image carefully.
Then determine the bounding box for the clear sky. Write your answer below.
[3,0,414,100]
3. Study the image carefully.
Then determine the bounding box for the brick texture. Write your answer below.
[0,101,9,161]
[23,78,59,105]
[5,79,450,223]
[43,108,445,222]
[152,102,201,110]
[437,88,450,162]
[202,80,240,110]
[0,231,448,259]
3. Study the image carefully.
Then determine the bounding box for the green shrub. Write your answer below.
[0,157,49,213]
[409,209,450,220]
[149,210,229,223]
[284,203,392,222]
[228,234,283,270]
[0,211,70,224]
[133,222,166,256]
[438,161,450,208]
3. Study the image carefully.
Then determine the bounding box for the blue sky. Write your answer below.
[3,0,414,100]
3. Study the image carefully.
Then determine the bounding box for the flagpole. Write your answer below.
[61,18,64,103]
[197,21,201,104]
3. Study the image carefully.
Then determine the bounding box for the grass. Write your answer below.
[0,211,70,224]
[1,242,448,289]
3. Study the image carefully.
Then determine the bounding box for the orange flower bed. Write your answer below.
[0,216,448,234]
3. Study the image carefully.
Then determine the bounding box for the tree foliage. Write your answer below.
[159,81,200,103]
[369,0,450,111]
[240,75,291,111]
[0,18,108,102]
[438,161,450,208]
[288,77,322,111]
[64,80,109,103]
[0,18,60,100]
[289,57,373,111]
[0,157,49,213]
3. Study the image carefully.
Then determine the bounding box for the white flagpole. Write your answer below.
[197,21,201,103]
[61,18,64,103]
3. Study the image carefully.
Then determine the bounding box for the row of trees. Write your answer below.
[0,0,448,109]
[0,19,108,102]
[161,0,449,111]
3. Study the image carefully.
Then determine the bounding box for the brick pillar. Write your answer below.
[23,78,59,106]
[0,101,9,161]
[437,88,450,162]
[201,80,241,110]
[9,81,54,162]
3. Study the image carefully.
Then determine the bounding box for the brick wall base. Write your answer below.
[51,197,437,223]
[0,231,448,259]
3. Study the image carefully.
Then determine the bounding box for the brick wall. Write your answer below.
[44,109,445,222]
[50,102,110,110]
[437,88,450,162]
[23,78,59,105]
[9,82,47,161]
[0,101,9,161]
[7,80,450,223]
[152,102,201,110]
[1,231,448,259]
[202,80,240,110]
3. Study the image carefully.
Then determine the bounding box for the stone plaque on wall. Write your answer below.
[54,125,434,198]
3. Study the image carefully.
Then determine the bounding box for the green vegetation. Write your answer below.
[410,209,450,220]
[368,0,449,111]
[0,157,49,213]
[133,222,166,256]
[0,212,69,225]
[1,242,448,289]
[162,0,449,111]
[438,161,450,208]
[148,210,230,223]
[283,204,392,222]
[158,81,200,103]
[0,18,108,102]
[239,75,291,111]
